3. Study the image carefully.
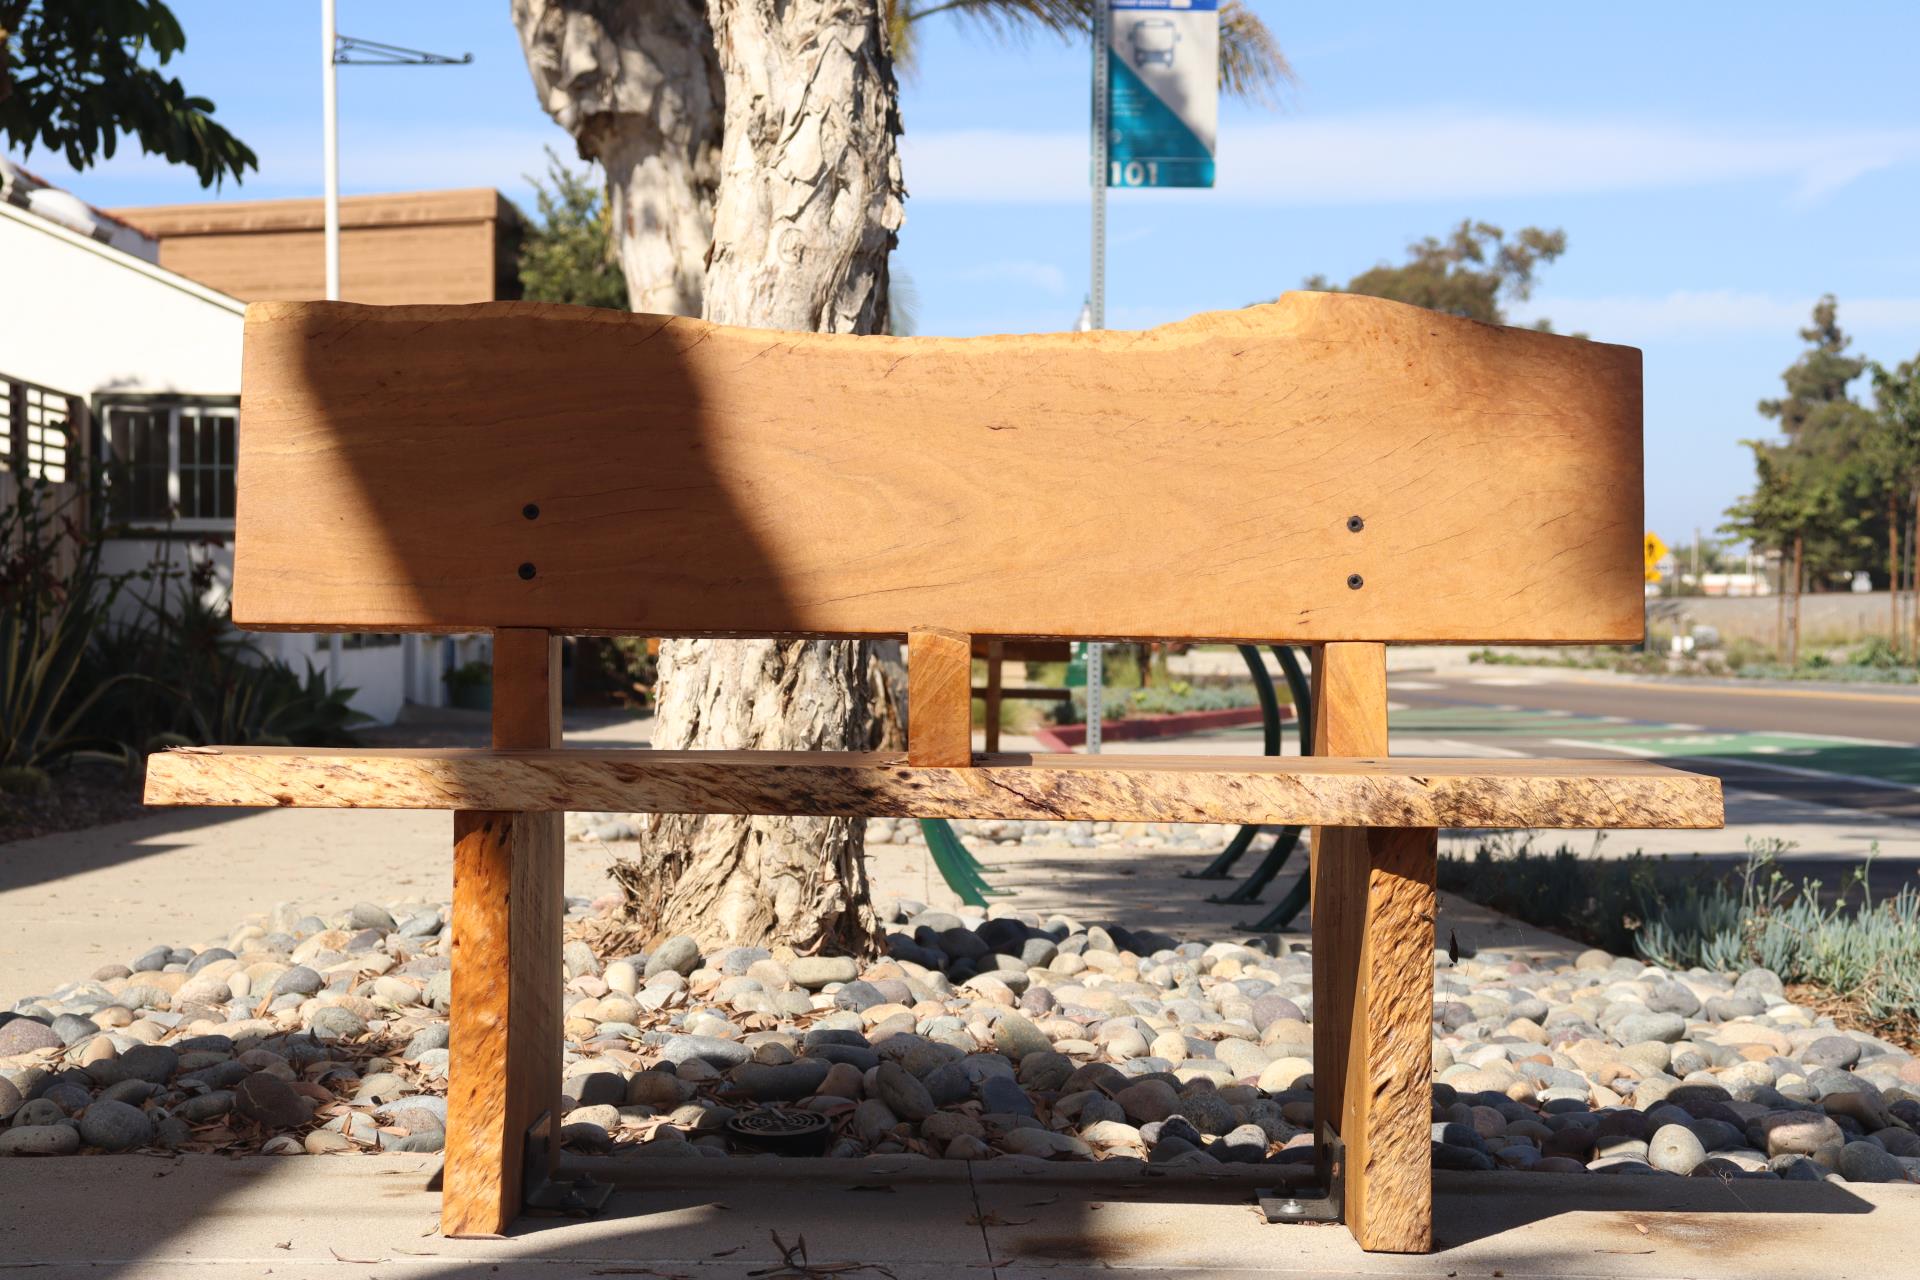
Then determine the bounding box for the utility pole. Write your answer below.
[318,7,470,692]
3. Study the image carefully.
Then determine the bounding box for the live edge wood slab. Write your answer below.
[229,293,1643,643]
[145,747,1722,830]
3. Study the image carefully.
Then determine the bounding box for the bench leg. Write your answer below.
[1312,825,1437,1253]
[442,809,565,1237]
[443,629,565,1238]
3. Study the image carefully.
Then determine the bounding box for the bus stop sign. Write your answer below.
[1106,0,1219,188]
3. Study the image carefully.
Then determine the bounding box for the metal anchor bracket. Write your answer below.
[1256,1125,1345,1225]
[522,1114,614,1218]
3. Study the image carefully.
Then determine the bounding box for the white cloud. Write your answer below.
[959,259,1070,294]
[1514,290,1920,341]
[901,113,1920,207]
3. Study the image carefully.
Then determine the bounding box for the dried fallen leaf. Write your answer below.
[711,1246,745,1257]
[329,1247,389,1264]
[1023,1194,1060,1207]
[273,1242,291,1251]
[965,1212,1034,1227]
[746,1230,900,1279]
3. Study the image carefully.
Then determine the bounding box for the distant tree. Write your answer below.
[0,0,254,188]
[1870,354,1920,656]
[1304,220,1567,328]
[1759,296,1870,437]
[517,149,628,309]
[1724,297,1889,660]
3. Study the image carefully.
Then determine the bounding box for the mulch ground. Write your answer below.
[0,769,149,846]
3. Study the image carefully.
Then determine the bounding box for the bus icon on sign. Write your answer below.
[1130,19,1179,68]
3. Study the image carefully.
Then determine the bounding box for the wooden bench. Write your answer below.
[143,292,1723,1253]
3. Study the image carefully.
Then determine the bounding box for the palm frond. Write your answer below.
[905,0,1085,41]
[1220,1,1294,107]
[901,0,1292,106]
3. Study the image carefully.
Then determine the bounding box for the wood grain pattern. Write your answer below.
[442,630,563,1238]
[1307,643,1433,1252]
[230,294,1644,642]
[143,747,1723,829]
[1310,643,1390,1176]
[1341,827,1438,1253]
[908,627,974,767]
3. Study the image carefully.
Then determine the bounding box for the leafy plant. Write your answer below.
[0,0,256,188]
[75,556,365,750]
[517,149,628,309]
[1437,835,1681,956]
[0,477,144,770]
[1637,839,1920,1030]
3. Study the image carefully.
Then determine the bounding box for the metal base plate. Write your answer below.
[1257,1127,1344,1225]
[523,1114,614,1218]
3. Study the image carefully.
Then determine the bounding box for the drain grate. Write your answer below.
[726,1107,834,1156]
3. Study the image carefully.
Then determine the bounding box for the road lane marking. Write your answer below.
[1552,738,1920,795]
[1562,675,1920,706]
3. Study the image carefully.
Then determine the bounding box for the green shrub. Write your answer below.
[1,477,148,770]
[1638,840,1920,1028]
[1436,836,1682,955]
[1445,836,1920,1034]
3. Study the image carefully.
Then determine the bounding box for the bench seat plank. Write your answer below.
[145,748,1722,830]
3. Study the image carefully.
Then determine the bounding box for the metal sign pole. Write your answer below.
[1087,1,1110,754]
[321,0,343,688]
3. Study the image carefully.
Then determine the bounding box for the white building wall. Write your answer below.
[4,198,413,725]
[0,200,243,395]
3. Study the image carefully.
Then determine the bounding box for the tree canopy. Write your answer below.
[1723,296,1900,586]
[0,1,254,188]
[517,150,629,309]
[1303,220,1568,328]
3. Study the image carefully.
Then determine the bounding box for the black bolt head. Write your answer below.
[1346,515,1365,533]
[518,563,536,580]
[1346,573,1364,590]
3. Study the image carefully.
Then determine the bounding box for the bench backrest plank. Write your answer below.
[232,292,1643,643]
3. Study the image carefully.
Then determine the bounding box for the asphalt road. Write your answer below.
[1387,669,1920,823]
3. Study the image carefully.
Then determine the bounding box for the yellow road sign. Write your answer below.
[1644,531,1669,583]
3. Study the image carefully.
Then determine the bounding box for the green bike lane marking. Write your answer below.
[1584,731,1920,788]
[1392,705,1920,790]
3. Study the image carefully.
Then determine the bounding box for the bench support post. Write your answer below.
[1309,642,1435,1253]
[908,627,974,767]
[442,629,565,1238]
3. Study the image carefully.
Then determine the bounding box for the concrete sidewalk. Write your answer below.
[0,1152,1911,1279]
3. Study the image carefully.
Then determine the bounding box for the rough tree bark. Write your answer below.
[515,0,906,955]
[513,0,721,315]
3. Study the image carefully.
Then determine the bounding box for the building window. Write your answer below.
[2,373,81,485]
[99,399,239,529]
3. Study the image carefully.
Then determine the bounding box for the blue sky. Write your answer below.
[17,2,1920,543]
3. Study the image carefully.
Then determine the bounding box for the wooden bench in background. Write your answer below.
[144,292,1723,1253]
